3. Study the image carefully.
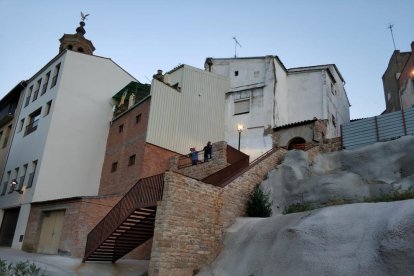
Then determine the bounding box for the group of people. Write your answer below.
[189,141,212,165]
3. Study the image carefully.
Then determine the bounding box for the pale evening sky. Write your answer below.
[0,0,413,119]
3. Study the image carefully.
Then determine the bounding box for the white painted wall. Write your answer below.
[146,65,227,155]
[0,50,136,208]
[11,203,30,249]
[401,80,414,109]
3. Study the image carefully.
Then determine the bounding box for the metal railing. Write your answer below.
[177,149,205,169]
[83,173,165,262]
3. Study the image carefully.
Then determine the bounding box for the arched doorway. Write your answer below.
[288,137,306,150]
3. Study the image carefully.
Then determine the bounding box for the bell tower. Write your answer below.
[59,14,95,55]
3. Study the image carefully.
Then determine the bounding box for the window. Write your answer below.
[234,71,239,76]
[26,160,37,188]
[135,114,142,124]
[2,125,11,148]
[25,86,33,107]
[18,118,25,132]
[332,115,336,127]
[9,167,19,193]
[44,100,52,116]
[1,171,11,195]
[0,131,3,145]
[128,154,136,166]
[50,63,61,88]
[19,164,28,190]
[33,78,42,101]
[234,98,250,115]
[25,108,41,136]
[41,72,51,95]
[78,47,84,53]
[111,162,118,173]
[118,124,124,133]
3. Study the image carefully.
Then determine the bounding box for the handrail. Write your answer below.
[83,173,165,261]
[177,149,204,169]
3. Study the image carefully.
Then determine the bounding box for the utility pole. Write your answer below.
[388,24,397,51]
[233,37,242,58]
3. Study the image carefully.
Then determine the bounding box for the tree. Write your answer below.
[246,185,272,217]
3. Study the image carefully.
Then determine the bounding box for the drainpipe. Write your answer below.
[272,57,278,128]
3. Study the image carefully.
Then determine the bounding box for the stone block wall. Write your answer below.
[320,137,342,153]
[170,141,228,180]
[149,148,287,275]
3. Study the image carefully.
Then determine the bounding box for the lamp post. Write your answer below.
[237,123,244,150]
[11,180,23,194]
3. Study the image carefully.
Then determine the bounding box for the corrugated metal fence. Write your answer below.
[342,108,414,149]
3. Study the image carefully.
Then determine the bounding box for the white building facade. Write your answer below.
[0,49,135,249]
[205,56,350,160]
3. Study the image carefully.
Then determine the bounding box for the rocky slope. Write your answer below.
[199,136,414,275]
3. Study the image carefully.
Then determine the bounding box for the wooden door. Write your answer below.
[37,210,65,254]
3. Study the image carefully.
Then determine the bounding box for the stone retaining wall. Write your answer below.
[149,148,287,275]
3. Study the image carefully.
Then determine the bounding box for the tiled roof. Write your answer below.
[273,119,318,130]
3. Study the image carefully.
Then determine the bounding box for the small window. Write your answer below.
[67,45,73,50]
[50,63,61,88]
[111,162,118,173]
[25,86,33,107]
[9,167,20,193]
[26,160,37,188]
[136,114,142,124]
[118,124,124,133]
[32,78,42,102]
[41,72,51,95]
[1,171,11,195]
[234,71,239,76]
[44,100,52,116]
[18,118,25,132]
[78,47,84,53]
[234,98,250,115]
[128,154,136,166]
[332,115,336,127]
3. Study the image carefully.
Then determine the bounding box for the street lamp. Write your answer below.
[10,180,23,194]
[237,123,244,150]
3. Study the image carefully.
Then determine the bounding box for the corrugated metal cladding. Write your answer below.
[146,65,228,155]
[342,107,414,149]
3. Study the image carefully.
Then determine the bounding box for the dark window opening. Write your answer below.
[67,45,73,50]
[128,155,136,166]
[136,114,142,124]
[234,71,239,76]
[111,162,118,173]
[78,47,84,53]
[25,108,42,136]
[118,124,124,133]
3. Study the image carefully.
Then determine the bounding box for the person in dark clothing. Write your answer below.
[203,141,212,162]
[190,147,198,165]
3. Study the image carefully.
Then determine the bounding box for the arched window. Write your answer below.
[288,137,306,150]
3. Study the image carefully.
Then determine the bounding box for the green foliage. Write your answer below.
[365,188,414,203]
[0,259,47,276]
[283,202,312,214]
[246,186,272,217]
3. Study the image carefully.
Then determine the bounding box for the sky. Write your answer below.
[0,0,413,119]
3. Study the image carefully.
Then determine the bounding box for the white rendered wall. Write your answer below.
[146,65,227,155]
[0,50,135,207]
[11,203,30,249]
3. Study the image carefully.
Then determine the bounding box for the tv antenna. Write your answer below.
[388,24,397,50]
[233,37,242,58]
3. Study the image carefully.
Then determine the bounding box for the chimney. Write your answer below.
[153,69,164,82]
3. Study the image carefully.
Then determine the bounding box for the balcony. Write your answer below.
[24,120,39,136]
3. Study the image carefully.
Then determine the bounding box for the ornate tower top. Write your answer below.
[59,12,95,55]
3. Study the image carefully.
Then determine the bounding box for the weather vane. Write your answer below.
[388,24,396,51]
[81,11,90,22]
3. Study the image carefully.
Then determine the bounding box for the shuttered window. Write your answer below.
[234,98,250,115]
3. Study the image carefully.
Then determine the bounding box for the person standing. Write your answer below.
[190,147,198,165]
[204,141,212,162]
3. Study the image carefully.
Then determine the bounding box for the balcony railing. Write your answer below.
[24,120,39,136]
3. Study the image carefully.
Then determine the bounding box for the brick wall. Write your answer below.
[149,148,287,275]
[170,141,228,180]
[23,195,121,258]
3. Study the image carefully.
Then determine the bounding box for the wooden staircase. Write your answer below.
[83,173,164,263]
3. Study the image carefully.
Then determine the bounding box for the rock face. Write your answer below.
[199,200,414,276]
[262,136,414,214]
[198,136,414,275]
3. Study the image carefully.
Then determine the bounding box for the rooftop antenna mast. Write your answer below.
[388,24,397,51]
[233,37,242,58]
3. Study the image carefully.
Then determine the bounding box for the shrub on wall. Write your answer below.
[246,186,272,217]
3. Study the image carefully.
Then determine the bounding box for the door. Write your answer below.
[37,210,65,254]
[0,208,20,246]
